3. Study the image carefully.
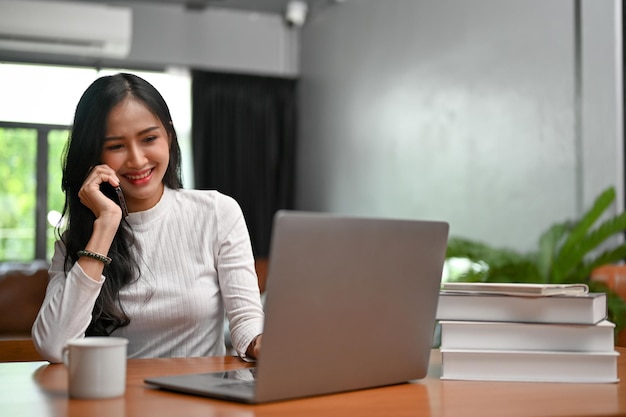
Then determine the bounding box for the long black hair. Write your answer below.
[60,73,183,336]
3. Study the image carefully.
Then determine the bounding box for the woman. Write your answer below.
[32,73,264,363]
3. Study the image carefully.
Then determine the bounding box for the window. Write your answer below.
[0,123,67,261]
[0,63,192,262]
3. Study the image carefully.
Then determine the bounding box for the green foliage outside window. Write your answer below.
[0,128,37,261]
[0,127,67,262]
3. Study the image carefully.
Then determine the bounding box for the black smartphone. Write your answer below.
[100,182,129,218]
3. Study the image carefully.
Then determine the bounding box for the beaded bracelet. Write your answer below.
[77,250,112,266]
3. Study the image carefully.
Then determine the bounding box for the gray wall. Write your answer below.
[297,0,623,252]
[581,0,624,211]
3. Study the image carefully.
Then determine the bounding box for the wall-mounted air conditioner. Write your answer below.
[0,0,132,59]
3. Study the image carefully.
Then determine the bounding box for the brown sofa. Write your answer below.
[0,260,49,335]
[0,260,49,361]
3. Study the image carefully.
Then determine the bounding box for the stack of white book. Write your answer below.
[436,282,619,383]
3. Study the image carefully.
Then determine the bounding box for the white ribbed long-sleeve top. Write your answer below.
[32,187,265,363]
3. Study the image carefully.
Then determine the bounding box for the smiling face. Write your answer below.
[101,97,171,213]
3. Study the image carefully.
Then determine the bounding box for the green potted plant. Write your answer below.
[445,186,626,335]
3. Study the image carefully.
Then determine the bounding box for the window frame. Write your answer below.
[0,121,69,260]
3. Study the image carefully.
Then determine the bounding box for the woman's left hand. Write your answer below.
[247,334,262,359]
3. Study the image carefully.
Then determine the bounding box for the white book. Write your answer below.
[440,320,615,352]
[436,292,607,325]
[440,349,619,383]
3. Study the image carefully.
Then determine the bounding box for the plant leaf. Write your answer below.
[553,211,626,282]
[552,186,616,281]
[537,221,571,282]
[486,259,543,284]
[446,237,497,261]
[567,244,626,283]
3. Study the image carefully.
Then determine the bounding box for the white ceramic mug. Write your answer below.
[63,337,129,399]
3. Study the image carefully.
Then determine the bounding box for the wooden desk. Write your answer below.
[1,349,624,417]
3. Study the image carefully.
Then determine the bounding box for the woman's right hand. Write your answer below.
[78,164,123,222]
[76,165,122,282]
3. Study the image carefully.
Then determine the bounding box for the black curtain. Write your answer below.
[191,71,297,257]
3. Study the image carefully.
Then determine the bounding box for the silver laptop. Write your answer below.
[145,210,449,403]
